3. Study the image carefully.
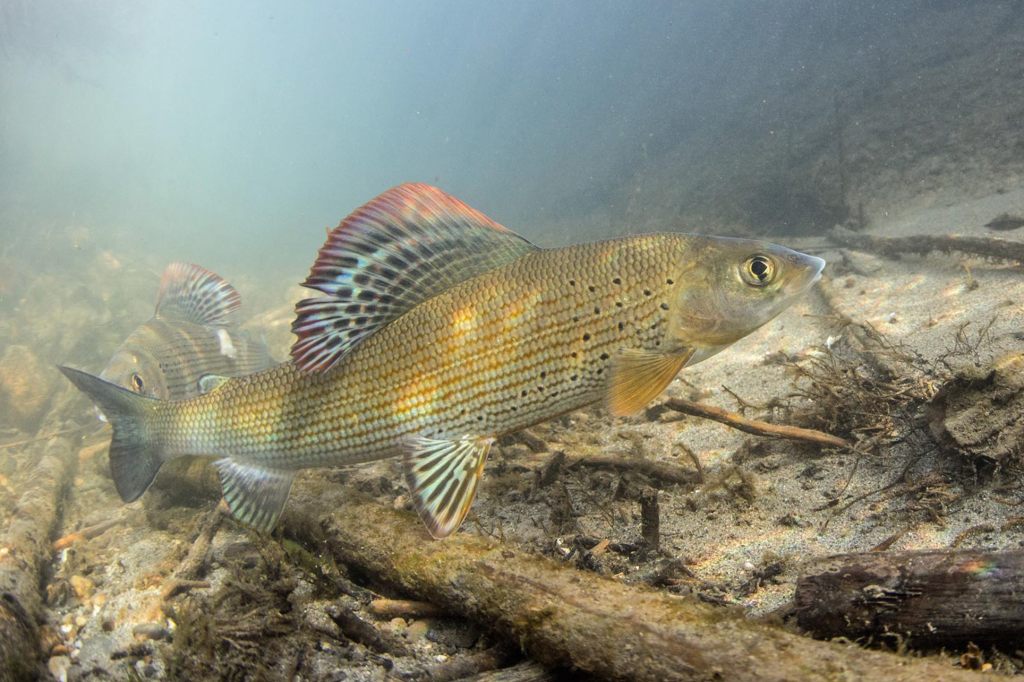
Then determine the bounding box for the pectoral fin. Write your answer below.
[214,459,296,533]
[402,435,494,539]
[607,348,694,417]
[196,374,229,394]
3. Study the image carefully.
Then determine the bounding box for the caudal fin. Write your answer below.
[58,366,165,502]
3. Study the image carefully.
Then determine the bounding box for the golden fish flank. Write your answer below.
[60,183,825,538]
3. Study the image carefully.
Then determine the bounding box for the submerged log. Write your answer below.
[830,226,1024,265]
[283,482,984,681]
[0,437,75,681]
[795,548,1024,648]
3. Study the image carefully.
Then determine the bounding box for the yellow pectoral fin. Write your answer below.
[607,348,694,417]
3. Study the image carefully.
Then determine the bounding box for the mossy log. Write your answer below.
[795,549,1024,648]
[0,437,74,682]
[283,481,985,681]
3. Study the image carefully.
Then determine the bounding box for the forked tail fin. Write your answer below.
[58,366,166,502]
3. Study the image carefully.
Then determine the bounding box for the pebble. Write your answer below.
[405,619,431,640]
[47,655,71,682]
[69,575,94,601]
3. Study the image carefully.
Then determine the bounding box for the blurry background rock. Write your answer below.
[0,345,57,431]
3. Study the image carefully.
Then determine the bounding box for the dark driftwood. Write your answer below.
[282,482,984,681]
[829,226,1024,265]
[462,660,558,682]
[0,437,75,682]
[795,549,1024,647]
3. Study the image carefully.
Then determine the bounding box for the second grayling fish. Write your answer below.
[100,262,275,400]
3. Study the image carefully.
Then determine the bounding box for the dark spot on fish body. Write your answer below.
[613,277,622,285]
[582,333,591,342]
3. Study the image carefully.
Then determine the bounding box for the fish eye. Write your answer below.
[130,372,145,393]
[741,255,776,287]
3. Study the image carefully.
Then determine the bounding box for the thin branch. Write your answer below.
[662,398,850,449]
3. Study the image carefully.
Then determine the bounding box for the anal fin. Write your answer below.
[607,348,694,417]
[403,435,494,539]
[214,458,296,533]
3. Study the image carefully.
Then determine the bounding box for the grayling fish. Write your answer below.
[62,184,824,538]
[100,262,275,401]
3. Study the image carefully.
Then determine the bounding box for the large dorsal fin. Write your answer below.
[291,183,538,373]
[155,262,241,326]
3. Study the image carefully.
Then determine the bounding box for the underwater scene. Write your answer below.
[2,1,1024,679]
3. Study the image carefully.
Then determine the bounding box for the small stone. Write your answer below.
[47,654,72,682]
[69,575,94,601]
[406,619,430,640]
[742,561,755,572]
[132,622,171,641]
[74,615,88,628]
[389,617,407,630]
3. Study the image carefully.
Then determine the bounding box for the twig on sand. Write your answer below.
[829,226,1024,265]
[52,515,126,551]
[567,454,699,486]
[662,398,850,449]
[162,509,222,600]
[367,597,443,620]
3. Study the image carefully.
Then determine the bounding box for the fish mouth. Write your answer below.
[787,253,826,294]
[807,255,826,283]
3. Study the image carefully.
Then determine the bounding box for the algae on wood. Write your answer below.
[0,437,75,682]
[283,483,985,682]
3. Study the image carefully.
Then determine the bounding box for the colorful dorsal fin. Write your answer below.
[291,184,538,373]
[402,434,494,539]
[214,458,296,533]
[155,262,241,326]
[607,348,694,417]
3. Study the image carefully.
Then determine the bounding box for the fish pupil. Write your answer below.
[130,373,144,393]
[751,257,769,280]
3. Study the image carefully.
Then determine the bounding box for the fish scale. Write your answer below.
[60,183,824,537]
